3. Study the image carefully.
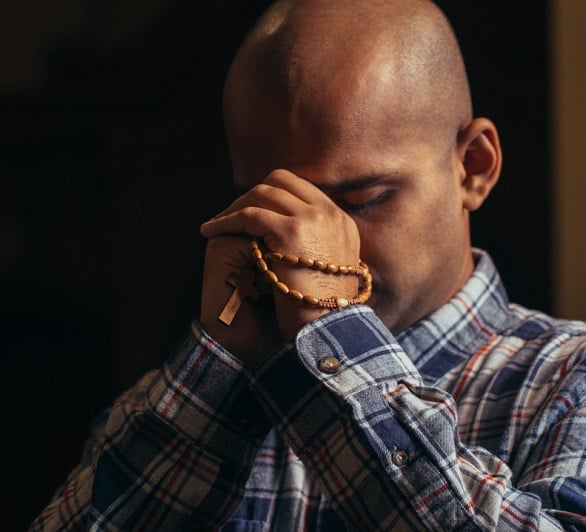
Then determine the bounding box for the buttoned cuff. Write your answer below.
[250,306,422,466]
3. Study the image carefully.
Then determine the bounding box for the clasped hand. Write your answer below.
[199,169,362,367]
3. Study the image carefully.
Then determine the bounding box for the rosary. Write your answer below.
[218,239,372,325]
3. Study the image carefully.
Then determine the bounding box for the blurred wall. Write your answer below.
[1,3,273,528]
[552,0,586,321]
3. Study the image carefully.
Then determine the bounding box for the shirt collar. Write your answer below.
[395,249,514,380]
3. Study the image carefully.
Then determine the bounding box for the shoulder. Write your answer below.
[507,303,586,345]
[503,304,586,393]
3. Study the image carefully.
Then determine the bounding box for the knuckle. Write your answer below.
[250,183,272,197]
[240,205,261,220]
[265,169,290,184]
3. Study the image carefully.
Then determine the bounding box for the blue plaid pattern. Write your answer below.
[31,250,586,530]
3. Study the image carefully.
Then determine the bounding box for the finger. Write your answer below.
[214,180,310,220]
[263,169,334,206]
[221,166,338,218]
[205,169,339,234]
[200,207,290,243]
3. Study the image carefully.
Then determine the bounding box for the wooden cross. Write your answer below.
[218,268,262,325]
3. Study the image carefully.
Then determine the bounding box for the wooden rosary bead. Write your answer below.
[256,258,269,272]
[265,270,278,283]
[303,294,320,306]
[289,289,304,301]
[250,239,372,310]
[265,246,362,277]
[299,256,314,267]
[252,247,263,260]
[276,281,290,294]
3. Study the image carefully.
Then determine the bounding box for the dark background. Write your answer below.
[1,1,550,529]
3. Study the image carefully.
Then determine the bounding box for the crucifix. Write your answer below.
[218,268,262,325]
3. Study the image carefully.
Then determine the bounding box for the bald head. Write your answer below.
[220,0,503,333]
[223,0,472,170]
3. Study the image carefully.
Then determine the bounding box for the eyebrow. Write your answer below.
[316,173,398,194]
[233,172,399,197]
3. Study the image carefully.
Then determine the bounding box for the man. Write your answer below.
[31,0,585,530]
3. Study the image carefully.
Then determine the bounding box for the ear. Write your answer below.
[456,117,502,211]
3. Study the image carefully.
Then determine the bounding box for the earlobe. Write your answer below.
[457,117,502,211]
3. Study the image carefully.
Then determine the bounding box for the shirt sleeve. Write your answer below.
[249,305,586,531]
[29,321,271,531]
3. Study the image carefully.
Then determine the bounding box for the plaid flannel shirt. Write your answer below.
[31,250,586,531]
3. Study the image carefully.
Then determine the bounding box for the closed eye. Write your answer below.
[334,189,395,214]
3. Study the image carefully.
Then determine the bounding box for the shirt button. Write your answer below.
[392,450,408,467]
[317,356,340,374]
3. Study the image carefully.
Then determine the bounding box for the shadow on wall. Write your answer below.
[0,1,549,529]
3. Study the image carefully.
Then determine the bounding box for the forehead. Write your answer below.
[226,58,427,189]
[229,116,438,194]
[223,15,459,191]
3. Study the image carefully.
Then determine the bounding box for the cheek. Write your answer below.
[356,186,463,275]
[355,217,413,283]
[431,184,466,238]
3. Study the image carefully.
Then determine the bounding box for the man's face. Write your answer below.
[225,56,473,333]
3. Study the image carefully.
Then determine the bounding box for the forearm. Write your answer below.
[30,323,269,531]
